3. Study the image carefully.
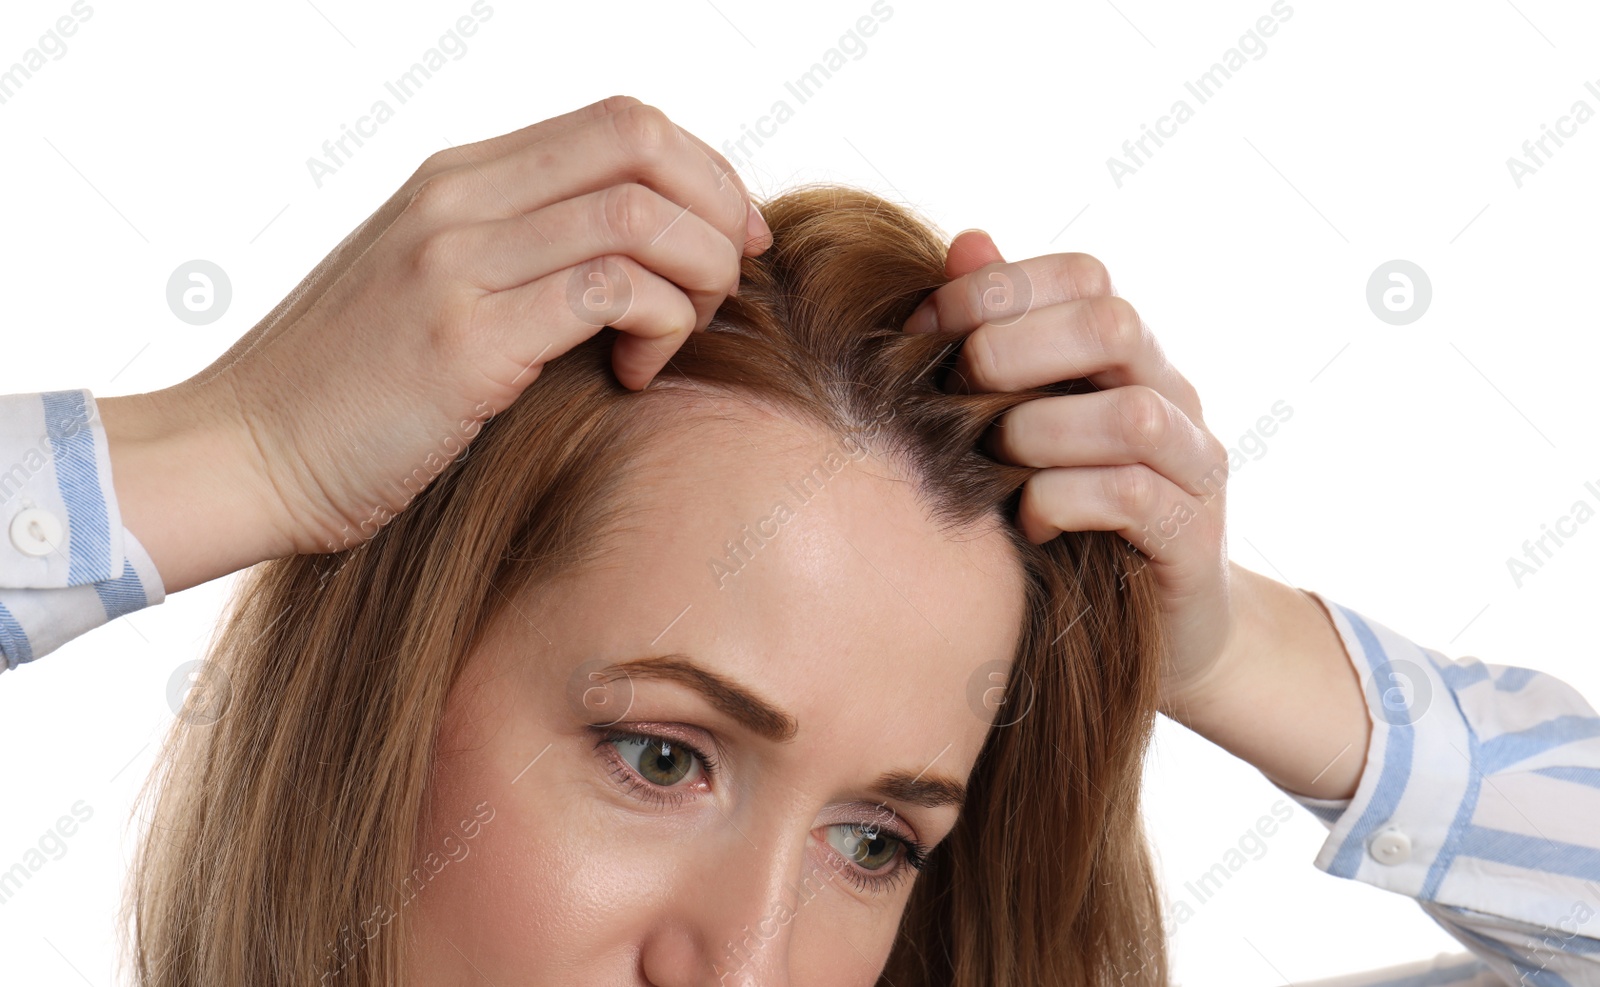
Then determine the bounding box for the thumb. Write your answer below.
[944,228,1004,279]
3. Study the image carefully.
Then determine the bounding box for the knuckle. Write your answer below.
[1118,385,1170,447]
[956,271,991,327]
[1088,294,1143,362]
[600,182,659,244]
[1062,253,1112,297]
[405,171,468,222]
[1107,464,1157,516]
[423,294,478,363]
[1181,379,1206,422]
[408,225,467,277]
[1198,437,1231,494]
[962,327,1004,388]
[1204,434,1229,470]
[614,103,676,166]
[414,150,450,180]
[600,94,644,115]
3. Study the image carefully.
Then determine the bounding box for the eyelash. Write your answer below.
[590,726,930,895]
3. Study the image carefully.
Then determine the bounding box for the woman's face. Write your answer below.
[406,400,1028,986]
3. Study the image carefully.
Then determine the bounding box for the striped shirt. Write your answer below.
[0,389,163,667]
[2,389,1598,985]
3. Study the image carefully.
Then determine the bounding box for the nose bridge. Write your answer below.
[699,817,820,987]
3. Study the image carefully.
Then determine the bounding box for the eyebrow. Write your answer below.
[600,654,969,810]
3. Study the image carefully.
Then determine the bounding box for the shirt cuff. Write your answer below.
[1272,591,1600,935]
[0,388,168,671]
[0,524,165,671]
[0,389,125,588]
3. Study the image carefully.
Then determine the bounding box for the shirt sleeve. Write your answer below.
[1272,591,1600,986]
[0,389,166,673]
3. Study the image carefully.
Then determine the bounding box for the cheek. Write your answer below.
[405,743,658,980]
[400,659,617,978]
[402,752,909,985]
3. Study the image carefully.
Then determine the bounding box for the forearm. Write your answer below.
[98,382,288,594]
[1160,563,1373,802]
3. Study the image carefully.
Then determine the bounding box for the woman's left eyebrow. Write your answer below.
[869,771,966,810]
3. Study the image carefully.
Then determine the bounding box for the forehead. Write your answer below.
[534,393,1028,759]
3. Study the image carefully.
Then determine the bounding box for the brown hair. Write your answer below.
[127,183,1170,986]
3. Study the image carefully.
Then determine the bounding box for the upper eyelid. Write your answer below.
[597,725,928,850]
[599,723,722,771]
[594,729,924,892]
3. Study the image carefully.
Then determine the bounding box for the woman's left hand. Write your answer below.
[901,232,1236,714]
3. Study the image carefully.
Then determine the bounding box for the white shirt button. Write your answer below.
[10,507,65,557]
[1368,828,1412,866]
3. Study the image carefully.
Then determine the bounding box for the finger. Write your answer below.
[988,388,1228,499]
[900,230,1001,334]
[943,295,1204,426]
[944,229,1004,279]
[1014,465,1220,577]
[473,254,698,392]
[671,125,772,256]
[197,97,653,380]
[412,102,750,273]
[436,183,741,329]
[905,251,1116,336]
[421,94,646,178]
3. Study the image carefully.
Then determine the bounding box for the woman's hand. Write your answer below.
[903,234,1371,800]
[903,233,1234,711]
[101,95,771,593]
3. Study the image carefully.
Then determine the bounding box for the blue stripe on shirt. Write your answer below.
[1456,826,1600,883]
[1328,606,1419,878]
[1420,694,1483,900]
[1479,716,1600,775]
[1496,666,1540,692]
[0,599,34,669]
[1532,766,1600,790]
[93,559,147,622]
[40,390,109,585]
[1438,661,1490,691]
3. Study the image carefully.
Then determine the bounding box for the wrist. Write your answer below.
[99,379,294,594]
[1161,564,1372,802]
[1157,561,1266,720]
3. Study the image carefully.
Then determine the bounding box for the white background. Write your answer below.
[2,1,1598,984]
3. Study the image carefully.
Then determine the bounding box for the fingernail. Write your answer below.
[904,300,939,334]
[747,200,771,243]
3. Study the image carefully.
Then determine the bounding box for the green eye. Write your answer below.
[827,823,902,871]
[611,734,701,787]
